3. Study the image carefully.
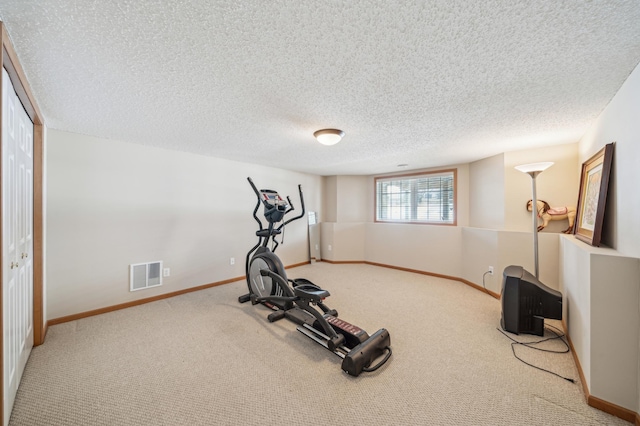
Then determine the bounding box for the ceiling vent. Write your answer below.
[130,261,163,291]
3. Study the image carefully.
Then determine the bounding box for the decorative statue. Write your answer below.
[526,199,576,233]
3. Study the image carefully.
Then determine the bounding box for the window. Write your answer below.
[375,169,456,224]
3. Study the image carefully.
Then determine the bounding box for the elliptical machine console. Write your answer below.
[239,177,391,377]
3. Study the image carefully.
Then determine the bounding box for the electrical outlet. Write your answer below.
[230,257,235,265]
[328,244,332,251]
[488,266,494,275]
[163,268,171,277]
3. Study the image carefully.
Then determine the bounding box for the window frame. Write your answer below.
[374,168,457,226]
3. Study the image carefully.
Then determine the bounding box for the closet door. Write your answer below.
[2,67,34,424]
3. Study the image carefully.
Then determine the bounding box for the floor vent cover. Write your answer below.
[130,261,163,291]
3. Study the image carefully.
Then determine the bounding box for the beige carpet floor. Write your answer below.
[8,263,630,425]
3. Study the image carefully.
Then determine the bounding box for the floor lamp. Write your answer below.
[514,162,554,279]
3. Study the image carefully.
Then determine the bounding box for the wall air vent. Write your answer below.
[130,261,163,291]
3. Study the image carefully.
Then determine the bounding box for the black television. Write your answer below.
[500,265,562,336]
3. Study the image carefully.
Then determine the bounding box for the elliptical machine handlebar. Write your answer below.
[248,178,263,230]
[279,184,305,230]
[247,177,306,231]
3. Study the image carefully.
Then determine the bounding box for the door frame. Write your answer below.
[1,22,45,425]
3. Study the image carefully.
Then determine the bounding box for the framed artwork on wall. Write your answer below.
[574,142,614,246]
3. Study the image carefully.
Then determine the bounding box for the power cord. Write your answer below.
[497,324,575,383]
[482,271,493,294]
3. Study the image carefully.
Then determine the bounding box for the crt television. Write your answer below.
[500,265,562,336]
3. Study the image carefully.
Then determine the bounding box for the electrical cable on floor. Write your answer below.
[497,324,575,383]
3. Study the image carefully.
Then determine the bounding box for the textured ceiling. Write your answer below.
[1,1,639,176]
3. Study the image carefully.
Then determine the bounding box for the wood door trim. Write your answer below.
[1,21,46,426]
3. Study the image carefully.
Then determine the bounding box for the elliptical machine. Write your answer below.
[238,177,391,376]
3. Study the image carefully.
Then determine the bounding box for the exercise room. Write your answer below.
[1,2,639,425]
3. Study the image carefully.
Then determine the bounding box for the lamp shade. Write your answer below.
[514,162,554,174]
[314,129,344,146]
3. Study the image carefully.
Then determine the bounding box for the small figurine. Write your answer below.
[526,199,576,233]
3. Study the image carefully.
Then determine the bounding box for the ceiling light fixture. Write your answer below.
[314,128,344,146]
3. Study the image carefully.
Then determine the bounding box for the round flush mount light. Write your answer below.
[313,128,344,146]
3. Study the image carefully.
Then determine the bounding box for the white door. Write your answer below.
[2,67,34,425]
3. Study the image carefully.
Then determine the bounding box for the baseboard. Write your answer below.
[47,261,314,326]
[48,275,246,326]
[35,321,49,347]
[363,261,502,299]
[563,321,638,423]
[43,321,48,342]
[287,261,314,268]
[562,320,589,400]
[320,259,502,298]
[588,395,637,423]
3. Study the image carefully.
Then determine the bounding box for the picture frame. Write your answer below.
[574,142,614,246]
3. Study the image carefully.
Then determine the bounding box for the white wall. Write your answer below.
[322,175,337,223]
[336,175,369,223]
[46,129,322,319]
[461,228,560,295]
[579,62,640,257]
[320,165,472,277]
[469,145,580,234]
[461,228,499,290]
[504,143,579,232]
[365,223,462,277]
[320,222,365,262]
[323,155,568,293]
[561,61,640,413]
[469,153,505,229]
[560,236,639,411]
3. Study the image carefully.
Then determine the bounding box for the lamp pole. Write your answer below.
[527,170,541,278]
[515,162,553,279]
